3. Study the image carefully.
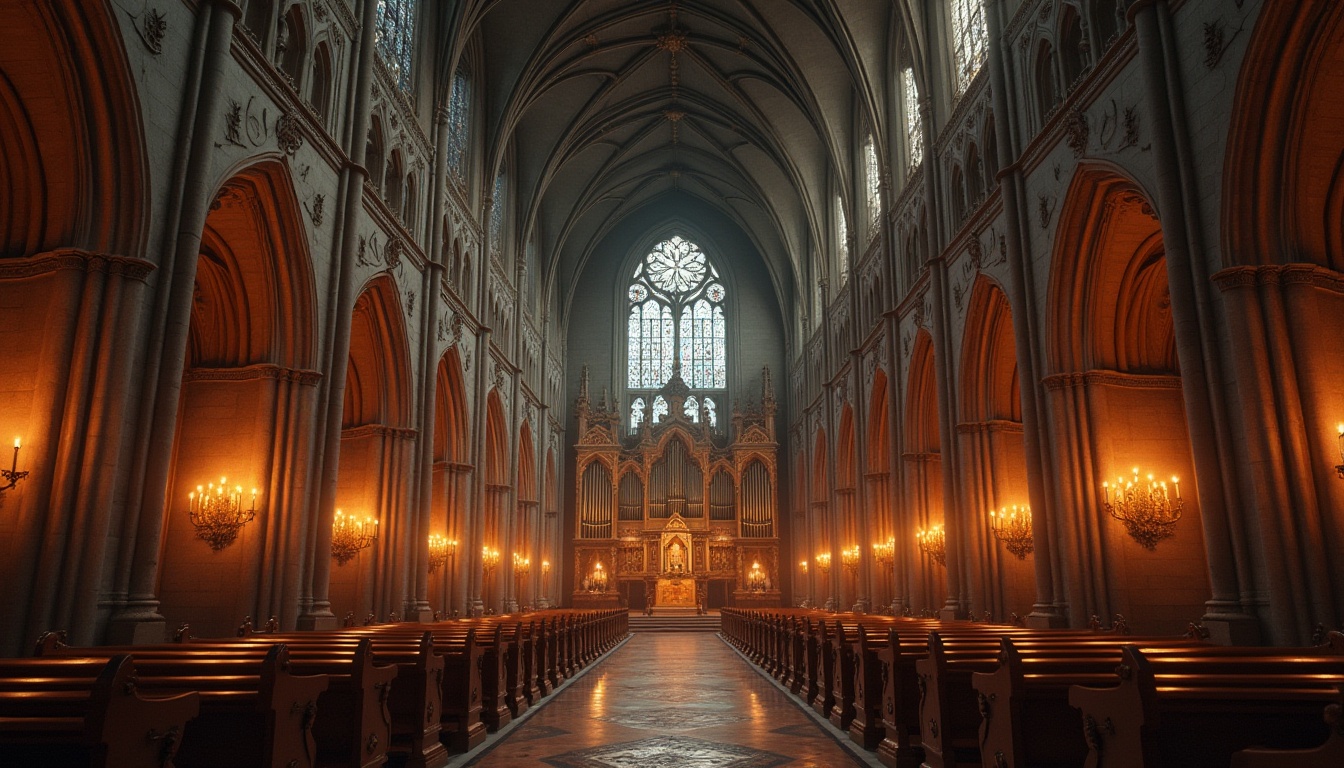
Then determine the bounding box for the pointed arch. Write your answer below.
[191,160,317,370]
[344,275,413,428]
[1047,166,1174,375]
[905,331,940,454]
[959,277,1021,422]
[0,0,146,259]
[433,347,469,463]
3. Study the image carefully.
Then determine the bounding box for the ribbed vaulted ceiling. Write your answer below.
[445,1,920,332]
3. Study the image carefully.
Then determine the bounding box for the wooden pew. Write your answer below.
[1068,645,1344,768]
[1231,686,1344,766]
[115,644,327,768]
[0,655,200,768]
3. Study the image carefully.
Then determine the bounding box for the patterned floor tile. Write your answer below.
[595,709,748,731]
[542,735,791,768]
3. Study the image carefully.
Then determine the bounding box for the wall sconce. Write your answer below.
[428,534,457,572]
[871,537,895,570]
[331,509,378,565]
[841,545,861,574]
[1102,468,1183,550]
[799,559,808,575]
[989,505,1034,560]
[513,553,530,607]
[748,561,766,592]
[481,546,501,577]
[1,437,30,494]
[1335,423,1343,479]
[815,552,831,575]
[916,524,947,567]
[188,477,257,551]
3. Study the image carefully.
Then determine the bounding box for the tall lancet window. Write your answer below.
[375,0,417,91]
[447,66,471,185]
[626,236,729,429]
[864,133,882,241]
[836,195,850,285]
[902,67,924,172]
[950,0,989,97]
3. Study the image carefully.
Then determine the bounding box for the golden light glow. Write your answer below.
[872,537,895,568]
[1101,468,1183,550]
[481,547,501,575]
[815,552,832,575]
[989,504,1034,559]
[428,534,457,572]
[841,544,861,573]
[916,524,947,567]
[1,436,28,494]
[187,477,257,551]
[331,509,377,565]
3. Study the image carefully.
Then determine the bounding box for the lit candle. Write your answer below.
[1172,476,1181,499]
[11,437,19,474]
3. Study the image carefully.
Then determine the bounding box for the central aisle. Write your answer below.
[467,632,869,766]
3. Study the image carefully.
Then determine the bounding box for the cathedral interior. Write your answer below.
[2,1,1344,758]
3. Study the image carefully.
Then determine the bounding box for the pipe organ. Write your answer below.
[571,365,781,609]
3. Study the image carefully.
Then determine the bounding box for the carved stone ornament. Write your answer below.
[385,237,403,270]
[1119,106,1140,150]
[1064,109,1089,157]
[224,99,245,148]
[406,290,415,317]
[131,7,168,55]
[276,111,304,155]
[307,194,325,226]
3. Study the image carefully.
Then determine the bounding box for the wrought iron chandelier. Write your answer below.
[331,509,378,565]
[989,504,1034,559]
[1102,468,1183,550]
[916,524,947,567]
[187,478,257,551]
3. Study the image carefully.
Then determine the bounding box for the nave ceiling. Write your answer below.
[440,0,927,334]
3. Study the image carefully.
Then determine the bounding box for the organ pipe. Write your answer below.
[580,462,613,538]
[742,461,773,537]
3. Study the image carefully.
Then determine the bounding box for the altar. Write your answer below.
[655,577,696,607]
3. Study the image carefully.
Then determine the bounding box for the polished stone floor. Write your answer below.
[466,632,871,767]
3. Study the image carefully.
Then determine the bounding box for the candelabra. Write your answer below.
[747,561,766,592]
[428,534,457,572]
[841,545,861,573]
[916,524,947,567]
[1335,423,1343,479]
[871,537,895,570]
[1,437,29,494]
[815,552,831,575]
[1101,468,1183,550]
[799,559,808,575]
[331,509,378,565]
[482,547,501,611]
[587,561,608,592]
[989,505,1034,559]
[513,552,530,609]
[541,559,551,604]
[187,477,258,551]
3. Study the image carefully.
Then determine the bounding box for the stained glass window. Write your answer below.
[704,397,718,428]
[490,171,505,256]
[836,195,849,285]
[375,0,417,91]
[625,236,727,390]
[865,134,882,238]
[902,67,924,171]
[447,67,471,184]
[684,395,699,422]
[950,0,988,97]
